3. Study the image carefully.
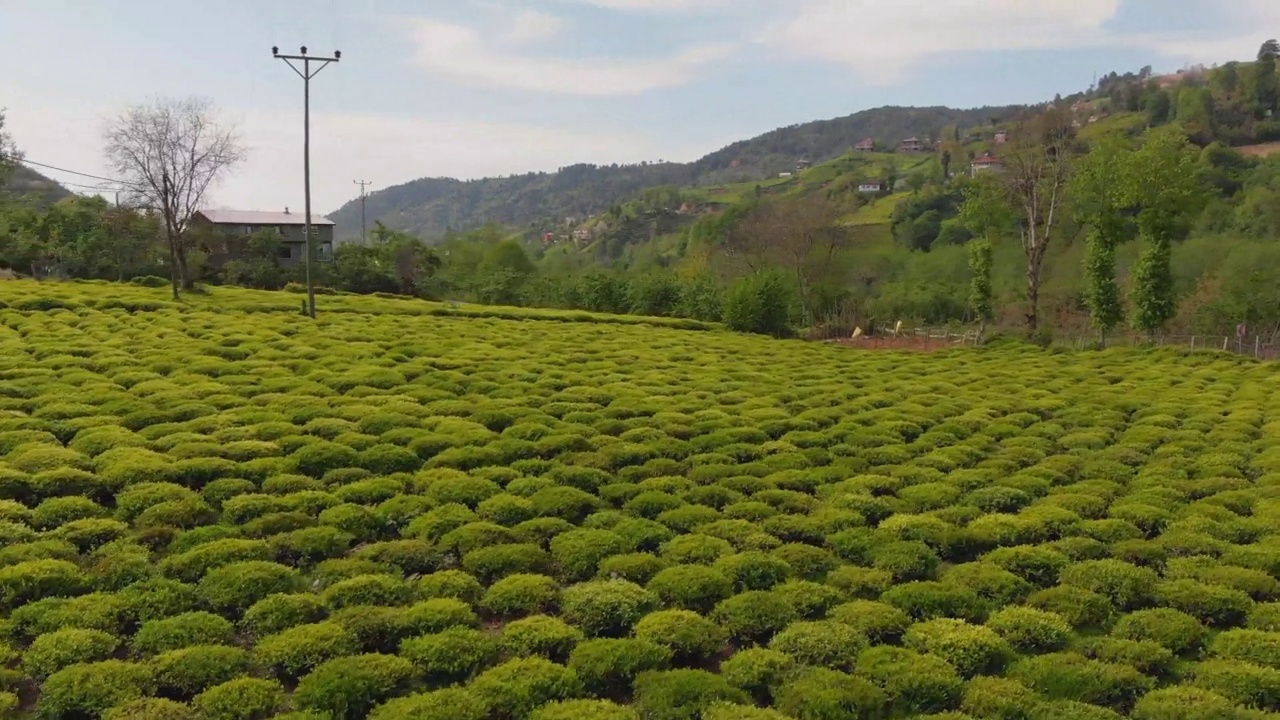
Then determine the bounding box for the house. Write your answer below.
[970,152,1005,175]
[778,172,793,178]
[192,208,335,268]
[993,131,1009,145]
[796,158,812,170]
[857,180,884,194]
[900,137,924,153]
[855,138,876,152]
[572,227,594,247]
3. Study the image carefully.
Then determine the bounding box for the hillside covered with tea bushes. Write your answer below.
[0,281,1279,719]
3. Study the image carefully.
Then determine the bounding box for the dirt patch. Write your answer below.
[1238,142,1280,158]
[827,336,966,352]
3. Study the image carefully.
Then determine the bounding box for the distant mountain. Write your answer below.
[328,104,1026,240]
[2,165,74,205]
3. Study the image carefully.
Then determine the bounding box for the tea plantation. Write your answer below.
[2,280,1280,720]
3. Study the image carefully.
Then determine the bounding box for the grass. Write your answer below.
[1,279,1279,719]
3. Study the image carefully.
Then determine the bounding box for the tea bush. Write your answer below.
[4,280,1280,718]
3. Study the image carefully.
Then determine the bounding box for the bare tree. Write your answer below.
[0,109,21,182]
[722,195,851,324]
[960,108,1076,332]
[104,97,244,298]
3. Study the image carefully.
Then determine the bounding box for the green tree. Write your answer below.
[1071,137,1130,345]
[1124,128,1208,336]
[967,238,993,328]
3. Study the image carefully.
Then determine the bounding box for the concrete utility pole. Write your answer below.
[273,45,340,319]
[353,179,372,246]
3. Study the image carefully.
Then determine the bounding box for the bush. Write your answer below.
[769,620,867,670]
[1078,637,1176,678]
[771,580,844,620]
[701,705,791,720]
[241,593,329,636]
[960,676,1039,719]
[632,669,752,720]
[551,529,629,582]
[403,598,479,634]
[192,677,286,720]
[133,612,236,654]
[1113,608,1208,654]
[293,653,415,720]
[1009,652,1153,711]
[1210,630,1280,669]
[828,601,912,644]
[646,565,734,613]
[634,609,728,665]
[104,698,199,720]
[721,271,795,338]
[870,540,941,581]
[468,657,584,720]
[0,558,86,610]
[1190,658,1280,710]
[598,553,669,585]
[904,618,1012,677]
[1059,560,1158,611]
[197,561,302,614]
[568,638,672,698]
[1026,585,1114,630]
[985,605,1072,653]
[1130,686,1253,720]
[368,688,487,720]
[714,552,792,591]
[881,581,988,622]
[774,666,888,720]
[530,699,639,720]
[254,621,360,679]
[150,644,250,697]
[711,591,796,645]
[419,570,485,604]
[463,543,552,584]
[400,627,499,683]
[1153,579,1254,628]
[24,627,120,678]
[719,647,794,702]
[561,580,659,637]
[481,574,561,617]
[855,646,964,716]
[322,573,416,609]
[502,615,584,662]
[39,660,155,719]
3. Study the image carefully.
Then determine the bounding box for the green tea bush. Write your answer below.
[368,688,486,720]
[468,657,584,720]
[103,698,199,720]
[1113,608,1208,654]
[24,627,120,678]
[568,638,672,698]
[293,653,415,720]
[530,699,639,720]
[711,591,797,644]
[482,574,561,617]
[985,605,1073,653]
[855,646,964,716]
[149,644,250,697]
[501,615,584,662]
[198,561,302,613]
[560,580,658,637]
[632,669,751,720]
[1008,652,1153,711]
[646,565,733,613]
[39,660,155,718]
[633,609,728,665]
[253,621,360,679]
[133,612,236,654]
[192,677,286,720]
[400,627,499,683]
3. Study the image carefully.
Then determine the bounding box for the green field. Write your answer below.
[1,281,1280,720]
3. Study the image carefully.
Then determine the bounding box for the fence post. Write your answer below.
[1190,336,1196,350]
[1223,337,1230,351]
[1256,336,1261,358]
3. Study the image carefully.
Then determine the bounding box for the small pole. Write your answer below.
[354,180,372,246]
[1191,336,1196,350]
[1256,336,1261,358]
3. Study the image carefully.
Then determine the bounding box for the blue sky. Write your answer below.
[0,0,1274,214]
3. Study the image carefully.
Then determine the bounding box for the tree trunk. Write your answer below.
[1026,258,1040,333]
[166,230,181,300]
[175,244,193,290]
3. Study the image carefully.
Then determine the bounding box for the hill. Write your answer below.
[327,104,1025,241]
[1,165,73,206]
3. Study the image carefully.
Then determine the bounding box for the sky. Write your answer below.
[1,0,1276,216]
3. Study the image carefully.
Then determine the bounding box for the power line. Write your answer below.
[15,158,137,187]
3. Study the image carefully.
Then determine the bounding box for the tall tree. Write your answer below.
[1124,128,1207,336]
[721,195,849,324]
[0,109,19,183]
[959,109,1076,332]
[967,238,994,330]
[104,97,243,298]
[1071,137,1130,345]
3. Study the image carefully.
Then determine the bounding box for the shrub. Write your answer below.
[463,543,552,584]
[24,628,120,678]
[568,638,672,697]
[530,699,639,720]
[711,591,797,644]
[632,669,752,720]
[598,553,669,585]
[241,593,328,637]
[1059,559,1158,611]
[647,565,733,613]
[400,627,499,683]
[904,618,1012,677]
[419,569,485,603]
[150,644,250,697]
[633,609,728,665]
[192,677,286,720]
[829,600,912,644]
[1190,658,1280,709]
[402,598,479,635]
[561,580,659,637]
[774,667,888,720]
[39,660,155,719]
[769,620,867,670]
[0,558,86,610]
[104,698,199,720]
[1210,630,1280,669]
[881,581,988,622]
[984,544,1070,587]
[1113,608,1208,655]
[254,621,360,679]
[482,574,561,618]
[368,688,487,720]
[1153,579,1254,628]
[770,579,844,620]
[293,653,415,720]
[468,657,584,720]
[714,552,791,591]
[985,606,1073,653]
[721,271,795,337]
[855,646,964,716]
[551,529,629,582]
[1078,637,1176,677]
[1026,585,1114,629]
[502,615,584,662]
[719,647,794,701]
[1009,652,1153,711]
[197,561,302,615]
[702,705,791,720]
[1130,685,1251,720]
[825,566,894,599]
[961,676,1039,719]
[133,612,236,654]
[870,540,941,581]
[322,573,416,609]
[291,441,360,478]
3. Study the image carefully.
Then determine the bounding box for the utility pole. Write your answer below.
[353,179,372,246]
[273,45,341,319]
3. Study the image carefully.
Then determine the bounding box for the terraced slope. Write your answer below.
[0,281,1278,720]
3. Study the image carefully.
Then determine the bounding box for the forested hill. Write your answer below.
[2,165,73,206]
[327,104,1026,240]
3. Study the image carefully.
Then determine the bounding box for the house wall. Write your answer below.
[198,220,335,269]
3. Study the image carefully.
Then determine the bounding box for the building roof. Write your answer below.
[855,138,875,147]
[198,209,336,227]
[972,153,1003,165]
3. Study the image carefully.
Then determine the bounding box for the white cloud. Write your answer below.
[500,10,566,46]
[406,17,734,95]
[769,0,1277,85]
[572,0,730,11]
[3,95,693,218]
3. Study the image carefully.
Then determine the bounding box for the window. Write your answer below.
[242,225,256,236]
[277,245,293,260]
